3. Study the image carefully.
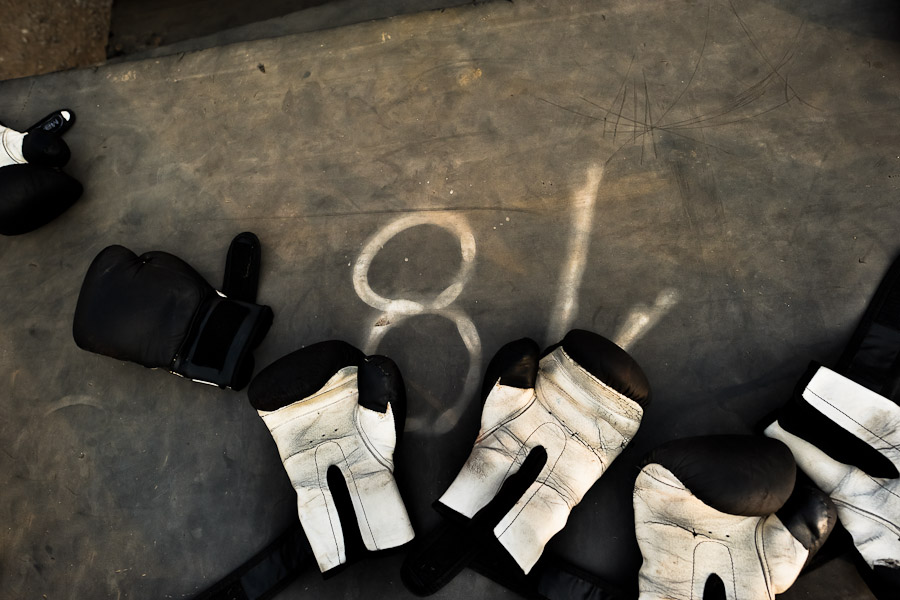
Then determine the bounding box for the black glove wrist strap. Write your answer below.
[191,523,312,600]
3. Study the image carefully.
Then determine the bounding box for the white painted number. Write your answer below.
[351,167,678,434]
[353,213,482,434]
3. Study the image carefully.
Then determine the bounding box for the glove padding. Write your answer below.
[1,111,73,168]
[764,365,900,594]
[248,341,415,573]
[437,330,650,574]
[0,111,81,235]
[634,435,836,600]
[73,245,273,390]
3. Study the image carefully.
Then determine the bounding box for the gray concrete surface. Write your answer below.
[1,0,898,598]
[108,0,475,62]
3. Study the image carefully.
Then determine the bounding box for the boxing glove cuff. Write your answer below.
[173,292,273,390]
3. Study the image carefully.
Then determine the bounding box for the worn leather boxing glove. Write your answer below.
[764,366,900,596]
[761,255,900,599]
[634,435,836,600]
[0,110,81,235]
[248,341,415,572]
[73,244,273,390]
[437,330,650,575]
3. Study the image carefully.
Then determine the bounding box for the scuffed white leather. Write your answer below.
[258,366,414,572]
[0,124,26,168]
[633,463,809,600]
[439,346,644,573]
[764,366,900,573]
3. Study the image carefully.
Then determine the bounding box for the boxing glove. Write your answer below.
[73,244,273,390]
[222,231,261,303]
[437,330,650,575]
[760,255,900,598]
[634,435,836,600]
[248,341,415,572]
[764,366,900,595]
[1,109,73,168]
[0,110,81,235]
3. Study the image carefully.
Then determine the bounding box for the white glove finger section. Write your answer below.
[634,436,836,600]
[289,438,413,571]
[803,367,900,470]
[250,342,415,573]
[292,444,348,572]
[760,513,817,595]
[440,330,650,574]
[765,366,900,583]
[763,421,854,496]
[492,421,581,573]
[437,386,537,518]
[342,460,414,551]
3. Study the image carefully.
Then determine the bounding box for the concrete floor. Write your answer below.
[0,0,473,80]
[1,0,899,598]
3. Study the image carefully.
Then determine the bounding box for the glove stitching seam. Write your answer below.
[475,393,535,443]
[832,499,900,533]
[638,466,686,492]
[539,375,613,464]
[495,431,569,538]
[555,347,644,415]
[754,518,775,600]
[356,402,394,472]
[805,386,900,464]
[313,445,347,565]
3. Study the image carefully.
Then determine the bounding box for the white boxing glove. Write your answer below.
[249,340,415,572]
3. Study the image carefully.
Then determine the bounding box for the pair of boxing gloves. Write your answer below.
[253,335,898,600]
[1,110,82,235]
[72,238,898,599]
[247,330,892,600]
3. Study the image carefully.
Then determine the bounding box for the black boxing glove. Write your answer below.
[633,435,836,600]
[0,110,81,235]
[73,244,273,390]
